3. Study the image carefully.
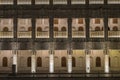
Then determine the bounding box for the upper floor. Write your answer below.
[0,18,119,39]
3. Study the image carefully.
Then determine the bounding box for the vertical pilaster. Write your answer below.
[12,50,18,73]
[85,50,90,73]
[32,0,35,5]
[32,18,36,39]
[49,17,54,40]
[50,0,53,5]
[31,51,36,73]
[13,0,17,5]
[13,17,17,40]
[49,50,54,73]
[67,0,71,5]
[104,0,108,5]
[104,42,109,73]
[67,50,72,73]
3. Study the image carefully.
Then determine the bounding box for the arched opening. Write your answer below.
[28,27,32,31]
[78,26,84,31]
[3,27,9,32]
[54,27,58,31]
[113,26,118,31]
[61,57,66,67]
[37,27,42,32]
[27,57,31,67]
[2,57,8,67]
[96,57,101,67]
[72,57,76,67]
[37,57,42,67]
[61,27,66,31]
[95,26,100,31]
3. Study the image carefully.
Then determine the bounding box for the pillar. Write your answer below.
[49,50,54,73]
[104,50,109,73]
[85,50,90,73]
[67,50,72,73]
[12,50,18,73]
[31,51,36,73]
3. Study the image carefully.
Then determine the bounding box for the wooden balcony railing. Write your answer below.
[72,31,85,38]
[18,31,32,38]
[108,31,120,38]
[36,31,49,38]
[0,32,13,38]
[90,31,104,38]
[54,31,67,38]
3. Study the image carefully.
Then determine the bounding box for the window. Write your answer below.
[2,57,8,67]
[61,27,66,31]
[61,57,66,67]
[37,57,42,67]
[37,27,42,32]
[78,18,83,24]
[113,26,118,31]
[95,19,100,24]
[72,57,76,67]
[54,19,58,24]
[96,57,101,67]
[113,18,118,24]
[28,27,32,31]
[109,57,111,67]
[3,27,9,32]
[78,26,84,31]
[27,57,31,67]
[95,26,100,31]
[54,27,58,31]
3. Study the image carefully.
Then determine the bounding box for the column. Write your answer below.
[105,53,109,73]
[67,51,72,73]
[85,50,90,73]
[49,50,54,73]
[12,50,18,73]
[31,51,36,73]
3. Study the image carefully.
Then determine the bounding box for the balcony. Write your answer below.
[72,31,85,38]
[90,31,104,38]
[18,31,31,38]
[108,31,120,38]
[36,31,49,38]
[0,32,13,38]
[54,31,67,38]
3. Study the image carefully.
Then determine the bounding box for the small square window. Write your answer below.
[95,18,100,24]
[113,18,118,24]
[78,18,83,24]
[54,19,59,24]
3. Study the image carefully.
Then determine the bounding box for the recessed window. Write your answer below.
[95,26,100,31]
[37,27,42,32]
[3,27,9,32]
[95,19,100,24]
[96,57,101,67]
[27,57,31,67]
[113,18,118,24]
[78,26,84,31]
[113,26,118,31]
[61,57,66,67]
[72,57,76,67]
[37,57,42,67]
[54,27,58,31]
[54,19,59,24]
[61,27,66,31]
[78,18,83,24]
[2,57,8,67]
[28,27,32,31]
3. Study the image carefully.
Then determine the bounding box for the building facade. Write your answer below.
[0,0,120,74]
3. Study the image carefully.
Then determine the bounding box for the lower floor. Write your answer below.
[0,50,120,73]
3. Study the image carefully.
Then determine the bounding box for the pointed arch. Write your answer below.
[54,27,58,31]
[61,27,66,31]
[72,57,76,67]
[2,57,8,67]
[37,27,42,32]
[113,26,118,31]
[96,57,101,67]
[37,57,42,67]
[27,57,31,67]
[95,26,100,31]
[3,27,9,32]
[61,57,67,67]
[78,26,84,31]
